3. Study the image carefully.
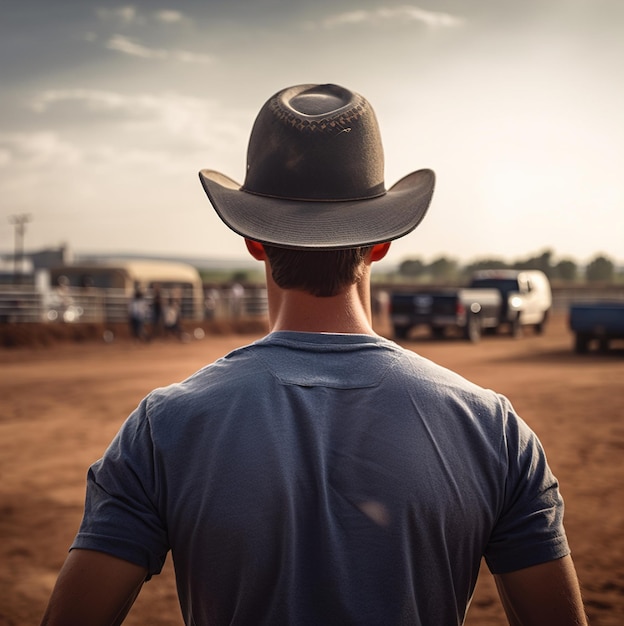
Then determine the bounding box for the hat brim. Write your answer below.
[199,168,435,249]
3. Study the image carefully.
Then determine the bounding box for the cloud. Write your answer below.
[0,132,82,168]
[155,10,183,24]
[2,88,249,196]
[96,6,186,26]
[28,89,246,154]
[30,89,129,114]
[30,88,196,128]
[317,5,464,29]
[105,34,214,64]
[106,34,166,59]
[96,6,142,25]
[169,49,214,65]
[0,149,10,167]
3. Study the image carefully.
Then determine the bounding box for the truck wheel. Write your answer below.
[574,333,590,354]
[464,314,482,343]
[598,337,610,353]
[535,311,548,335]
[393,326,409,340]
[510,314,522,338]
[431,326,445,339]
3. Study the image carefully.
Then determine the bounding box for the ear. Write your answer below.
[370,242,391,262]
[245,239,266,261]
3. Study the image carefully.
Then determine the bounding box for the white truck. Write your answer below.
[469,269,552,336]
[390,269,552,341]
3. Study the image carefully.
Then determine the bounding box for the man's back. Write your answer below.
[41,83,586,626]
[74,332,568,624]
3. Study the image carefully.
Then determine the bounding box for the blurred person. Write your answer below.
[127,286,147,341]
[229,281,245,318]
[163,296,182,338]
[150,284,164,338]
[41,84,587,625]
[203,286,221,320]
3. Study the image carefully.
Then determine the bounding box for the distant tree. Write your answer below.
[231,270,250,283]
[553,259,577,282]
[428,256,459,282]
[398,258,426,277]
[395,249,619,285]
[513,249,554,277]
[463,258,508,276]
[585,255,614,283]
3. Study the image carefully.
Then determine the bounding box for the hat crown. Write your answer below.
[198,83,435,249]
[242,84,386,201]
[289,90,347,115]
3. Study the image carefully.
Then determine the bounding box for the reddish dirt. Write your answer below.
[1,313,622,625]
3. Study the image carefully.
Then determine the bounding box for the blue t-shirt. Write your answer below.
[73,332,569,625]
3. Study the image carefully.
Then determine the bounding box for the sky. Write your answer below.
[1,0,623,269]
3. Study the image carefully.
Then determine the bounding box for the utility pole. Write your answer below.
[8,213,32,283]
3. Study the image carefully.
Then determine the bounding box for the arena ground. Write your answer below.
[1,313,622,625]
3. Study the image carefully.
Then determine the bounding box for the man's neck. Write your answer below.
[266,277,376,336]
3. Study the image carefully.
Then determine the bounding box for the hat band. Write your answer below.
[240,183,387,203]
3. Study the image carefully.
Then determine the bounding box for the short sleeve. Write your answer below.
[71,397,169,578]
[484,396,570,574]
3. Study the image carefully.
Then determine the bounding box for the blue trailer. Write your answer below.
[569,302,624,353]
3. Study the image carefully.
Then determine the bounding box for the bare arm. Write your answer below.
[495,555,588,626]
[40,549,148,626]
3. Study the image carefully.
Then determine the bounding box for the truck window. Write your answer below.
[469,278,520,295]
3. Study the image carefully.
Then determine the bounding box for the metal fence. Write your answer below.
[372,284,624,312]
[0,285,268,324]
[2,283,622,325]
[547,286,624,311]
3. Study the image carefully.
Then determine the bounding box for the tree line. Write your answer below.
[395,249,623,284]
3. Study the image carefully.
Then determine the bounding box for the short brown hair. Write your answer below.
[263,245,372,297]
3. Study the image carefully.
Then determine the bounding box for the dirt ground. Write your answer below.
[1,313,622,625]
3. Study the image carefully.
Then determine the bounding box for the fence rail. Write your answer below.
[546,287,624,310]
[0,285,268,324]
[1,284,622,325]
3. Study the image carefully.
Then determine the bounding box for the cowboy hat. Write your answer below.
[199,83,435,249]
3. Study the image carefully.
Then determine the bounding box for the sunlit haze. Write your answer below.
[1,1,622,268]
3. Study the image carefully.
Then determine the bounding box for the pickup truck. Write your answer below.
[569,302,624,353]
[389,270,552,342]
[389,288,501,342]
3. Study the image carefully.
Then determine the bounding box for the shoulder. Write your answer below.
[382,342,536,453]
[386,341,503,409]
[143,340,273,418]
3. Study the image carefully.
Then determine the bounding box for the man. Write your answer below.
[41,84,587,625]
